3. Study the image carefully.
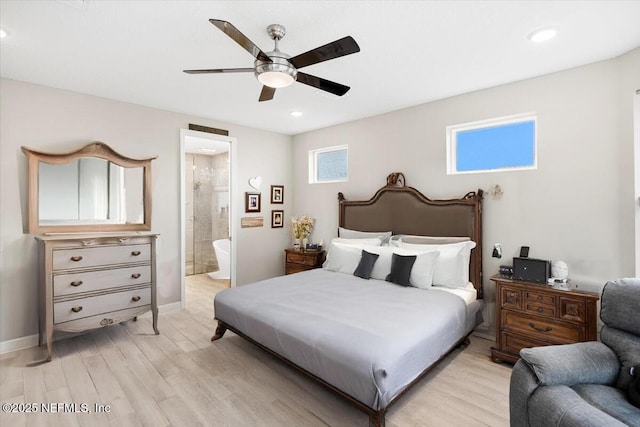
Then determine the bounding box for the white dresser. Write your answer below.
[36,232,158,361]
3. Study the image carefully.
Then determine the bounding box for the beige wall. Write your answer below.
[0,78,292,345]
[292,48,640,332]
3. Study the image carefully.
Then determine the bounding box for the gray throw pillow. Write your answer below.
[353,250,379,280]
[385,253,416,287]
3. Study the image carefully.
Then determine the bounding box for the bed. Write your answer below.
[212,173,484,426]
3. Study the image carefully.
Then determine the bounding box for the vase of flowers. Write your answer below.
[291,215,315,250]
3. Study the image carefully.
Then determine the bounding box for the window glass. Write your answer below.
[447,114,536,174]
[309,145,348,183]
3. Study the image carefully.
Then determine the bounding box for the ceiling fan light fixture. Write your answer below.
[258,71,295,88]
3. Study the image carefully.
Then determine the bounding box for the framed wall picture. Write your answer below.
[245,192,261,213]
[271,185,284,204]
[271,210,284,228]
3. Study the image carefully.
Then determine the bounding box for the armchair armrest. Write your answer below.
[520,341,620,386]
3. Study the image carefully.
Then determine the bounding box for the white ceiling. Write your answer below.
[2,1,639,136]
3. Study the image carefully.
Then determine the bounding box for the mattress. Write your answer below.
[214,268,481,410]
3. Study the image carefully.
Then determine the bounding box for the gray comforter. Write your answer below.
[214,268,469,410]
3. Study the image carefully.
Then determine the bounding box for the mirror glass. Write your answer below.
[38,158,144,226]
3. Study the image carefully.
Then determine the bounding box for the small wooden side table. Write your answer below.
[284,249,326,275]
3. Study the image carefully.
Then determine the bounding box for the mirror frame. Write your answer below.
[22,142,157,234]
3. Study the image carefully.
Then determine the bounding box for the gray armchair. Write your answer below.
[510,278,640,427]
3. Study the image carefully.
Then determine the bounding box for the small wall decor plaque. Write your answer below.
[241,217,264,228]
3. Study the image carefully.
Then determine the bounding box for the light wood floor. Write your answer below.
[1,274,512,427]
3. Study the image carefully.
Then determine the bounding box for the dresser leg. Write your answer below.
[45,329,53,362]
[152,307,159,335]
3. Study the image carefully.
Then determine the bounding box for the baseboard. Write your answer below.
[0,334,40,355]
[0,301,183,355]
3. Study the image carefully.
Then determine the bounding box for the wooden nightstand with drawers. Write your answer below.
[284,249,326,275]
[490,275,599,364]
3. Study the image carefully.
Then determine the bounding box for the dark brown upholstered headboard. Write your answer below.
[338,173,484,298]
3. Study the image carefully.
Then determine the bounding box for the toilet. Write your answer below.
[208,238,230,280]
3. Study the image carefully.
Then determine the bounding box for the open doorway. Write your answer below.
[180,129,237,309]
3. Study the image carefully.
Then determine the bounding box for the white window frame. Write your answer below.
[308,145,349,184]
[446,112,537,175]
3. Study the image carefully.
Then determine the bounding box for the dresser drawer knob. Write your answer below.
[536,296,543,301]
[131,296,141,302]
[528,322,552,333]
[71,306,83,313]
[131,273,141,279]
[131,251,141,256]
[70,280,83,287]
[100,318,114,326]
[70,256,83,262]
[537,307,543,313]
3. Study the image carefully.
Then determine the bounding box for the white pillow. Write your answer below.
[331,237,382,247]
[338,227,392,244]
[394,248,440,289]
[322,242,363,275]
[397,235,470,245]
[398,240,476,288]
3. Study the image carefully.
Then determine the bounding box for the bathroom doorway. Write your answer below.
[180,129,237,309]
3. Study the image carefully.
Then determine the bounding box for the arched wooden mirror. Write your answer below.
[22,142,156,234]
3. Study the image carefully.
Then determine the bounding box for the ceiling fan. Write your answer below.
[184,20,361,102]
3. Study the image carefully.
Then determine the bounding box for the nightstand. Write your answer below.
[284,249,326,275]
[490,275,599,364]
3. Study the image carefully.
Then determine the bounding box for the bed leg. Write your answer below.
[459,335,471,348]
[211,322,227,341]
[369,412,385,427]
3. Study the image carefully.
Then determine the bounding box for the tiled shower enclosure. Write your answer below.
[185,152,230,275]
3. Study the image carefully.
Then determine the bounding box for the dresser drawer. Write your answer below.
[54,286,151,324]
[500,287,522,310]
[501,332,551,355]
[54,305,151,333]
[525,290,556,305]
[52,244,150,270]
[502,311,582,343]
[286,252,317,266]
[560,297,586,323]
[524,302,556,318]
[53,266,151,297]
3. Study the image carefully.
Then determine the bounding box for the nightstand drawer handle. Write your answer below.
[70,280,83,287]
[70,256,83,262]
[100,318,114,326]
[131,251,141,256]
[131,273,141,279]
[528,322,552,333]
[131,296,141,302]
[71,306,83,313]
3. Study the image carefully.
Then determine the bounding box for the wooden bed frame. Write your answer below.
[212,173,484,426]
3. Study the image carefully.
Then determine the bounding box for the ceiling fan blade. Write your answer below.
[209,19,272,62]
[296,72,350,96]
[183,68,254,74]
[259,86,276,102]
[288,36,360,69]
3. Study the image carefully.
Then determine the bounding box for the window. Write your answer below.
[447,113,537,174]
[309,145,348,183]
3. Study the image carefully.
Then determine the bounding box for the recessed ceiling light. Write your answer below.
[199,147,216,153]
[528,28,557,43]
[0,28,8,39]
[290,111,303,117]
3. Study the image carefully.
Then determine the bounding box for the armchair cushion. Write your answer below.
[520,342,619,387]
[572,384,640,426]
[600,278,640,336]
